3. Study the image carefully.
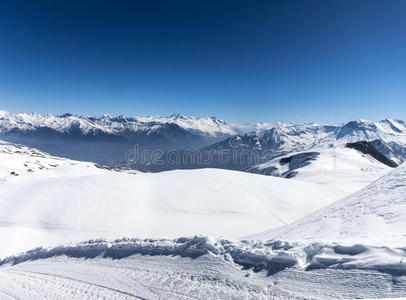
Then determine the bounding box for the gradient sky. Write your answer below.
[0,0,405,123]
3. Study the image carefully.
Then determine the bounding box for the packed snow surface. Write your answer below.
[252,162,406,247]
[0,140,346,258]
[0,237,405,299]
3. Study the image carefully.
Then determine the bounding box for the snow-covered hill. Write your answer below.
[245,144,391,193]
[251,162,406,247]
[0,140,345,258]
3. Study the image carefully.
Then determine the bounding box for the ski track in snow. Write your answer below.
[0,239,406,299]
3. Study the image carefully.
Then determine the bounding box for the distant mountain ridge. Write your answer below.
[0,110,239,137]
[138,118,406,172]
[1,110,406,169]
[211,118,406,164]
[0,110,246,165]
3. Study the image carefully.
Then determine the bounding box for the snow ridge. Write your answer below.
[2,237,406,277]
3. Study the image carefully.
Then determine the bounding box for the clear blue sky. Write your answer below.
[0,0,405,123]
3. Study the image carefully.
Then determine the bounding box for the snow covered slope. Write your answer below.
[0,141,343,258]
[251,162,406,247]
[245,144,391,194]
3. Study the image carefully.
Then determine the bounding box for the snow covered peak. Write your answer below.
[0,110,237,137]
[337,118,406,141]
[132,114,235,135]
[0,111,108,135]
[0,110,11,118]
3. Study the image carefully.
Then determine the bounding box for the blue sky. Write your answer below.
[0,0,405,123]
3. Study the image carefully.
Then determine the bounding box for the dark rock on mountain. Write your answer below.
[345,141,398,168]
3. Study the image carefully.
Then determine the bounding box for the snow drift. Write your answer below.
[2,237,406,277]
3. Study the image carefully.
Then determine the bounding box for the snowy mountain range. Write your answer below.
[0,110,240,136]
[130,117,406,172]
[1,110,406,171]
[212,118,406,164]
[0,111,245,165]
